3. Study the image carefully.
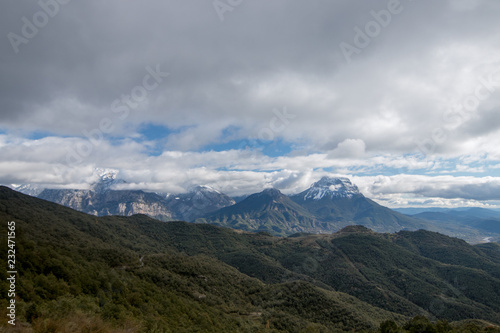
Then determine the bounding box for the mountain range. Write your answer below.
[400,208,500,241]
[10,174,500,242]
[1,186,500,332]
[196,178,429,236]
[12,175,427,236]
[290,177,429,233]
[19,170,234,222]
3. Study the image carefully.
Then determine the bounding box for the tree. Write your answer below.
[380,320,400,333]
[403,316,436,333]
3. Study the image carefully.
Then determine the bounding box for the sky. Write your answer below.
[1,0,500,208]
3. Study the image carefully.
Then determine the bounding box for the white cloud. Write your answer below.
[328,139,366,158]
[2,1,500,208]
[0,134,500,207]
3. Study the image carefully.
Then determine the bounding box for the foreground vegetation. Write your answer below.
[1,186,500,332]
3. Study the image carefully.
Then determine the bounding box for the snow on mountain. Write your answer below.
[194,184,221,194]
[10,184,46,197]
[11,168,126,196]
[10,169,235,221]
[166,185,235,221]
[91,168,126,193]
[302,177,361,200]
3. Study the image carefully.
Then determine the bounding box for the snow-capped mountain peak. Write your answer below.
[189,184,221,195]
[10,183,46,197]
[96,168,118,181]
[303,177,361,200]
[91,168,126,193]
[11,168,124,196]
[261,188,283,198]
[165,184,235,221]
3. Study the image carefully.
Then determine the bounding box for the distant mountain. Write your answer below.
[394,207,453,215]
[475,220,500,234]
[2,186,500,330]
[28,169,235,221]
[232,194,249,203]
[408,209,500,243]
[447,207,500,220]
[300,176,361,200]
[38,185,236,222]
[91,168,127,193]
[10,183,46,197]
[12,174,500,241]
[396,207,500,219]
[164,185,235,221]
[290,177,428,233]
[38,188,175,220]
[196,188,318,236]
[12,168,126,196]
[411,211,463,223]
[198,177,429,235]
[34,169,173,220]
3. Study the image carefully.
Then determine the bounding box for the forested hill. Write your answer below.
[1,186,500,332]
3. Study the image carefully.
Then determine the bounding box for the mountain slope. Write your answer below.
[476,219,500,234]
[410,211,500,243]
[394,229,500,278]
[1,186,500,330]
[29,168,178,220]
[165,185,235,221]
[35,180,235,222]
[38,188,175,220]
[196,188,319,236]
[290,177,429,233]
[0,186,403,332]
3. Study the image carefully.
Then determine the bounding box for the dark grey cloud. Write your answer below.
[2,0,500,207]
[2,0,498,147]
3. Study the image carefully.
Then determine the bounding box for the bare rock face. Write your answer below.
[17,169,235,221]
[300,177,362,200]
[36,185,238,222]
[165,185,236,221]
[31,170,235,222]
[38,189,175,221]
[37,186,237,222]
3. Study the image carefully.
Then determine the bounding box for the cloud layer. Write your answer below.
[1,0,500,207]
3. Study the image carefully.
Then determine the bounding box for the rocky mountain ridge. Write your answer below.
[22,169,234,221]
[199,182,429,236]
[300,176,361,200]
[11,174,500,241]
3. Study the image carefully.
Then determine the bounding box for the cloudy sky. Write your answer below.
[1,0,500,208]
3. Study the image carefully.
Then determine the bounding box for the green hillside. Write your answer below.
[195,188,319,236]
[198,187,430,237]
[290,194,429,233]
[1,186,500,332]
